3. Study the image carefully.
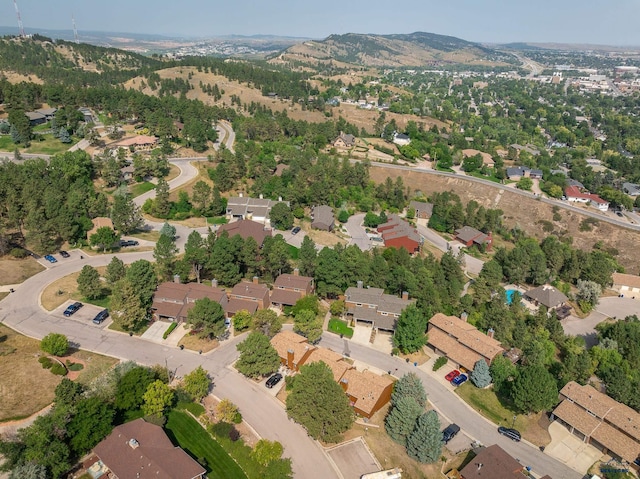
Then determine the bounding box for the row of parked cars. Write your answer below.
[44,250,70,263]
[63,301,109,324]
[444,369,468,386]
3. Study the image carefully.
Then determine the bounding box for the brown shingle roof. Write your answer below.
[93,418,205,479]
[553,400,602,437]
[454,226,488,244]
[152,282,227,320]
[427,328,485,371]
[459,444,525,479]
[409,200,433,216]
[612,272,640,290]
[230,281,269,301]
[270,330,315,366]
[217,219,271,245]
[340,368,393,417]
[114,135,159,147]
[225,297,258,315]
[311,205,334,230]
[273,273,313,292]
[270,288,302,306]
[305,348,352,381]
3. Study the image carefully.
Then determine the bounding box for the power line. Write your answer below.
[13,0,25,37]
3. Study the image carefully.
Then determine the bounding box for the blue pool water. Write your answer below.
[506,289,519,305]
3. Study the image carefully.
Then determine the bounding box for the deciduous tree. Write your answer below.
[252,309,282,338]
[186,297,226,339]
[269,203,294,230]
[293,309,323,344]
[182,366,211,401]
[105,256,126,285]
[40,333,68,357]
[109,278,148,331]
[251,439,284,466]
[236,331,280,379]
[67,398,115,455]
[393,305,428,353]
[511,364,558,413]
[142,380,175,417]
[89,226,119,252]
[232,309,253,332]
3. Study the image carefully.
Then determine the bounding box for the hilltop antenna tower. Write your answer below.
[72,14,79,44]
[13,0,25,37]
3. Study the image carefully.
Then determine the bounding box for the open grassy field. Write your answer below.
[129,181,155,197]
[456,382,551,447]
[165,410,247,479]
[0,257,45,285]
[40,266,108,311]
[0,324,118,422]
[24,134,79,155]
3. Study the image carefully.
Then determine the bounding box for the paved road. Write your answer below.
[217,120,236,153]
[318,334,583,479]
[345,213,373,251]
[0,252,338,479]
[414,223,484,275]
[0,151,52,161]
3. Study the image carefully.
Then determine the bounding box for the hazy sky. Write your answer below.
[1,0,639,45]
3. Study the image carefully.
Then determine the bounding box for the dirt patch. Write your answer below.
[0,257,45,286]
[369,166,640,273]
[178,333,219,353]
[1,71,43,85]
[40,266,107,311]
[399,347,431,366]
[299,221,347,247]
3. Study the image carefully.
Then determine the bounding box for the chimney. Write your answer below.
[357,280,363,289]
[253,276,259,284]
[239,192,243,198]
[287,348,294,369]
[212,278,218,288]
[402,291,409,300]
[293,268,299,276]
[487,328,495,339]
[259,193,264,199]
[173,274,180,284]
[461,311,469,322]
[339,378,349,392]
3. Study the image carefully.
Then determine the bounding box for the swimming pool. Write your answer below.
[505,289,520,305]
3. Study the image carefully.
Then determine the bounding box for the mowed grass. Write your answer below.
[455,382,551,446]
[0,136,14,150]
[0,257,45,285]
[129,181,155,197]
[328,319,354,338]
[25,135,79,155]
[165,410,247,479]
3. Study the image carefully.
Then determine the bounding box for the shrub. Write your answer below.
[50,363,67,376]
[67,362,84,371]
[285,375,296,390]
[432,356,448,371]
[163,322,178,339]
[39,356,53,369]
[10,248,27,258]
[208,421,233,438]
[40,333,69,356]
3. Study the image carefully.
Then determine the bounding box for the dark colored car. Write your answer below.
[445,370,461,382]
[120,240,140,247]
[44,254,57,263]
[451,373,468,386]
[92,309,109,325]
[498,426,521,442]
[63,302,83,317]
[291,226,301,235]
[266,373,283,388]
[616,211,624,217]
[59,250,70,258]
[442,424,460,444]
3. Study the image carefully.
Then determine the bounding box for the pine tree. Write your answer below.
[77,265,103,300]
[105,257,126,285]
[392,305,428,353]
[154,234,178,281]
[470,359,492,388]
[298,236,317,277]
[110,278,147,331]
[153,178,171,218]
[385,396,423,445]
[406,410,442,464]
[111,193,144,234]
[391,373,427,408]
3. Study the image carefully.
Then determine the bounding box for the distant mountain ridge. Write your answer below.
[274,31,501,67]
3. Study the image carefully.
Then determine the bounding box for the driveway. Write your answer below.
[326,437,380,479]
[544,422,603,474]
[140,320,172,344]
[414,222,484,275]
[345,214,372,251]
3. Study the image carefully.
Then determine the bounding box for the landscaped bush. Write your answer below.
[65,360,84,371]
[50,363,67,376]
[433,356,448,371]
[163,322,178,339]
[10,248,27,258]
[285,375,296,391]
[208,421,234,438]
[39,356,53,369]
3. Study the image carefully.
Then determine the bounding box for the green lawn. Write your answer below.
[287,244,299,260]
[328,319,354,338]
[207,216,229,225]
[0,136,16,150]
[25,135,78,155]
[468,171,503,183]
[129,181,155,197]
[165,410,247,479]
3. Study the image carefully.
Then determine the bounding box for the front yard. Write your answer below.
[328,318,354,338]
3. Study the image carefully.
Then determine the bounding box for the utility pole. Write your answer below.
[13,0,25,37]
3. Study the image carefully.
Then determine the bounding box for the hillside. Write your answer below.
[271,31,510,68]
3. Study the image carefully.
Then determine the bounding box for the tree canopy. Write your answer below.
[236,331,281,379]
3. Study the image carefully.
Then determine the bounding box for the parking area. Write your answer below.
[326,437,380,479]
[544,421,603,474]
[52,300,108,327]
[261,369,286,397]
[36,250,81,268]
[140,320,172,344]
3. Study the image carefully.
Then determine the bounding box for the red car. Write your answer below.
[445,370,461,382]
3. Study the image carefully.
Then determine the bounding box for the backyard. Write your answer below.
[165,409,247,479]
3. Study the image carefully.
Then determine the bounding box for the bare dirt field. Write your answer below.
[0,257,45,286]
[369,166,640,273]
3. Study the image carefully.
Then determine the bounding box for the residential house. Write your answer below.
[270,270,314,308]
[225,278,270,317]
[36,107,57,120]
[454,226,492,250]
[311,205,335,231]
[461,148,495,168]
[505,166,543,180]
[113,135,159,151]
[333,131,356,148]
[551,381,640,467]
[225,194,289,227]
[564,185,609,211]
[270,330,315,371]
[612,272,640,298]
[92,418,206,479]
[217,219,272,246]
[269,330,394,418]
[623,182,640,196]
[523,284,568,311]
[151,281,228,322]
[344,283,415,332]
[409,200,433,219]
[120,162,135,182]
[78,107,94,123]
[427,313,505,370]
[25,111,47,126]
[87,217,115,241]
[392,132,411,146]
[459,444,552,479]
[510,143,540,156]
[377,214,422,253]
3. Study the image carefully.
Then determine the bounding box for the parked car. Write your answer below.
[291,226,301,235]
[445,370,461,382]
[442,424,460,444]
[498,426,521,442]
[265,373,283,388]
[63,302,83,317]
[92,309,109,325]
[120,240,139,247]
[451,373,468,386]
[616,211,624,217]
[44,254,57,263]
[59,250,70,258]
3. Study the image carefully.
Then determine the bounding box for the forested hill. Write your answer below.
[273,31,510,67]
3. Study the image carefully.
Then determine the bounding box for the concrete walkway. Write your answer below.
[544,422,603,475]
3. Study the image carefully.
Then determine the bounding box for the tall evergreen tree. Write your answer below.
[406,410,442,464]
[391,373,427,408]
[153,234,178,281]
[77,265,103,300]
[385,396,423,445]
[153,178,170,218]
[298,236,317,277]
[111,193,143,234]
[105,256,126,285]
[393,305,428,353]
[470,359,492,388]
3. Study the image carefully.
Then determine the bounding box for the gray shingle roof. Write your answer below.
[524,284,568,309]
